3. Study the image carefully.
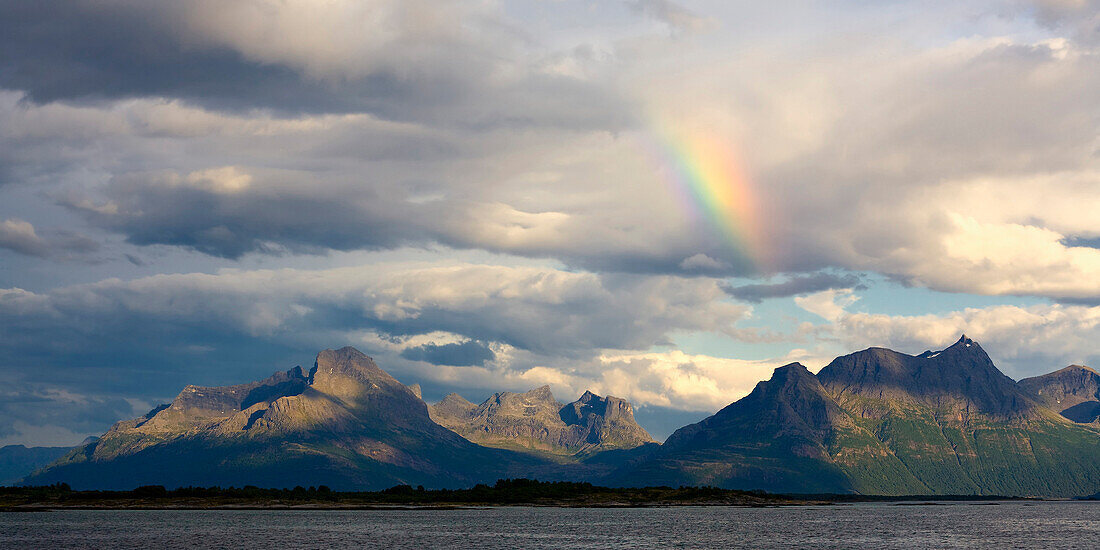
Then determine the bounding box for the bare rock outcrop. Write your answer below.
[428,386,654,457]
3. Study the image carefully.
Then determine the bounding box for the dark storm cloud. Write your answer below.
[400,340,496,367]
[60,169,764,277]
[60,173,430,259]
[0,386,151,445]
[0,1,630,129]
[723,272,865,303]
[0,1,319,112]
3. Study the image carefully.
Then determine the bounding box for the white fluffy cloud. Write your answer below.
[794,289,860,322]
[0,219,46,257]
[797,289,1100,378]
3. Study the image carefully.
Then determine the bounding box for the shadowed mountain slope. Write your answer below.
[0,445,74,485]
[818,336,1042,421]
[1019,365,1100,424]
[613,363,922,493]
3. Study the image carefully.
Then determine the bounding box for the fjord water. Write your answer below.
[4,502,1098,549]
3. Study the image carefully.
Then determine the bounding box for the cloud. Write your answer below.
[678,253,729,272]
[0,219,46,257]
[0,386,150,447]
[1,15,1098,303]
[795,289,860,322]
[798,289,1100,378]
[1027,0,1100,45]
[724,272,864,303]
[0,0,629,129]
[0,262,756,438]
[629,0,718,34]
[0,261,748,381]
[22,32,1093,302]
[0,218,98,259]
[400,340,496,367]
[507,347,832,412]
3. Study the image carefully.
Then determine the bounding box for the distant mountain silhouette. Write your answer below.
[0,445,73,485]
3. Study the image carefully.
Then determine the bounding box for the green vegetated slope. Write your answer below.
[614,363,924,494]
[618,336,1100,497]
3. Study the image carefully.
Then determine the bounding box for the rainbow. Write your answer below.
[643,122,769,271]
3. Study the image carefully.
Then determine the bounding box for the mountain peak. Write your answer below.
[428,385,653,456]
[334,345,366,356]
[773,361,811,378]
[818,337,1040,421]
[950,334,977,349]
[311,347,400,402]
[661,360,850,464]
[439,392,474,406]
[1058,364,1097,375]
[525,385,555,401]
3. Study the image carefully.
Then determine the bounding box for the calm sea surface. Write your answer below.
[2,501,1098,549]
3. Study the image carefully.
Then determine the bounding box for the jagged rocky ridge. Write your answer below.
[427,387,654,457]
[24,337,1100,496]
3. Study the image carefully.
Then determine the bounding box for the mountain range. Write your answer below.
[21,336,1100,496]
[427,387,654,458]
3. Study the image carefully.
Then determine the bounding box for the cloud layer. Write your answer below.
[1,0,1099,443]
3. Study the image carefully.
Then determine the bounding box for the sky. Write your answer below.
[1,0,1099,445]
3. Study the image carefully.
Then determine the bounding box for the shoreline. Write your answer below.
[0,480,1061,512]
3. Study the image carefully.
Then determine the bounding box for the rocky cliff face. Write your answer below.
[428,387,654,457]
[26,347,546,490]
[1019,365,1100,424]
